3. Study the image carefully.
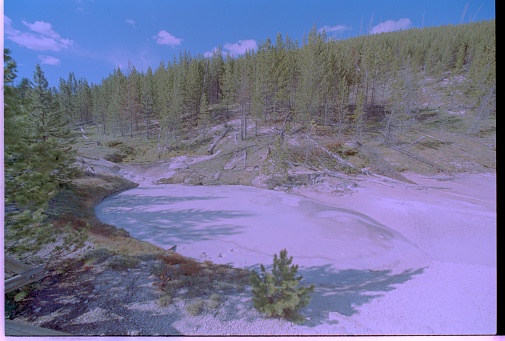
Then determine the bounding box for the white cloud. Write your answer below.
[4,15,74,51]
[370,18,411,34]
[319,24,351,34]
[38,55,61,65]
[223,39,257,57]
[153,30,183,47]
[22,20,60,39]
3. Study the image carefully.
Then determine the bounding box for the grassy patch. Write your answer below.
[89,234,164,257]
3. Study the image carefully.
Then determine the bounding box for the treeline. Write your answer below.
[54,20,495,146]
[10,20,497,149]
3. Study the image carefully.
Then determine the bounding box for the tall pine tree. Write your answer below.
[4,50,82,258]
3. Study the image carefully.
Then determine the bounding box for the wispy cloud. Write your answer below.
[319,24,351,35]
[153,30,183,47]
[223,39,257,57]
[22,20,60,39]
[4,15,74,51]
[38,55,61,65]
[126,19,136,28]
[76,0,85,13]
[370,18,411,34]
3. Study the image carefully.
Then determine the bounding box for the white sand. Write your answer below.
[94,170,496,335]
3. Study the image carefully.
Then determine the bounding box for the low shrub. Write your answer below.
[104,152,125,163]
[104,140,124,148]
[159,294,173,307]
[107,254,139,270]
[186,298,205,316]
[207,293,222,309]
[83,248,112,265]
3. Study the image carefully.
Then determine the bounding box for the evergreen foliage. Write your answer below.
[250,249,315,322]
[49,20,493,144]
[3,49,85,260]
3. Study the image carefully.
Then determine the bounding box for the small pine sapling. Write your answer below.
[250,249,314,322]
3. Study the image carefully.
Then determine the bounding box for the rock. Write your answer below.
[328,311,341,320]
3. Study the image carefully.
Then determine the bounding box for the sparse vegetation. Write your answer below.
[151,252,250,308]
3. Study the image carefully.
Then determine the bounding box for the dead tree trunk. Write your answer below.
[307,136,355,169]
[207,127,229,155]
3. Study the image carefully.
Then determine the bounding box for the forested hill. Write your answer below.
[54,20,495,143]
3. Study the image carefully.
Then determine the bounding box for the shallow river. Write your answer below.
[95,184,427,278]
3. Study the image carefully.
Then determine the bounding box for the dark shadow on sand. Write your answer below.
[212,264,425,329]
[298,265,426,326]
[96,202,254,246]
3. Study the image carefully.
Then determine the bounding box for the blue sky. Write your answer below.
[3,0,496,88]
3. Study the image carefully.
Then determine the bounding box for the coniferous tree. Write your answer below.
[4,50,84,258]
[75,77,93,125]
[17,77,32,105]
[256,38,276,123]
[208,46,224,104]
[140,67,156,139]
[221,52,237,116]
[30,64,76,184]
[295,25,325,128]
[250,249,314,322]
[184,54,205,118]
[237,51,254,140]
[272,33,291,114]
[124,61,142,137]
[58,72,79,126]
[198,92,211,139]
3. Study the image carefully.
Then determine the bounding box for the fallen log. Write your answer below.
[387,144,446,172]
[207,127,229,155]
[307,136,355,169]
